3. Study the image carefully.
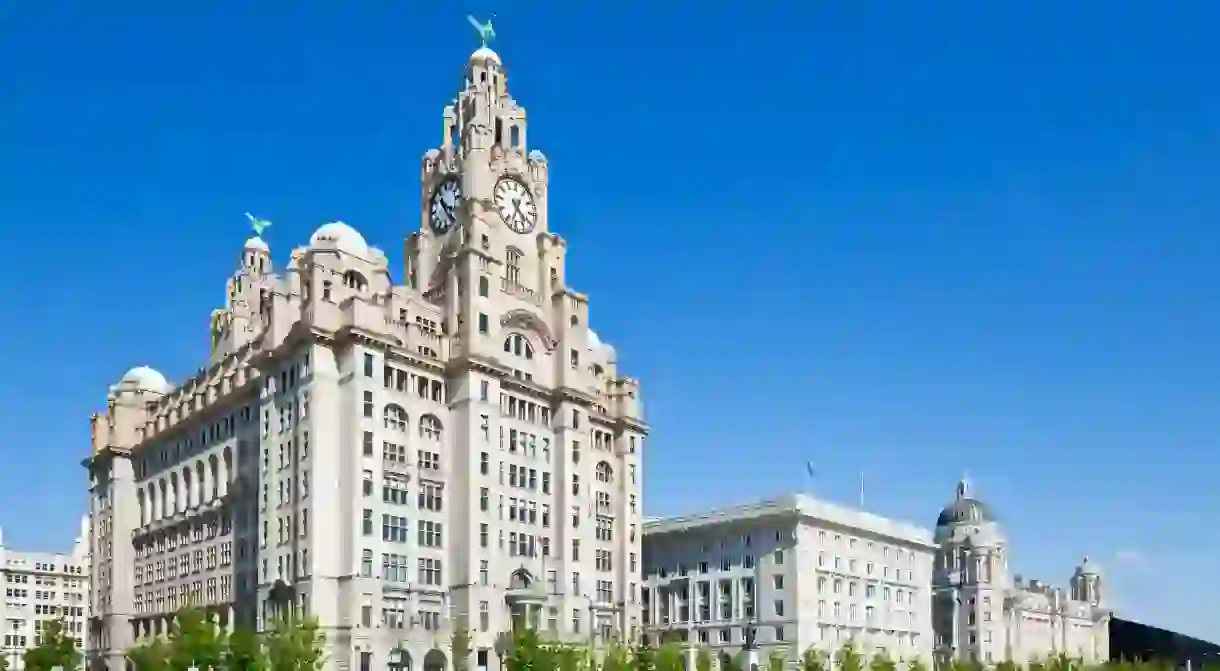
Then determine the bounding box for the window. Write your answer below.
[478,313,489,334]
[595,461,613,483]
[420,415,443,441]
[362,392,373,418]
[506,248,522,284]
[503,333,535,359]
[479,276,489,297]
[418,558,442,585]
[383,404,408,432]
[418,521,443,548]
[363,353,374,377]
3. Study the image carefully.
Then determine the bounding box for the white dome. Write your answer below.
[121,366,171,393]
[470,47,501,64]
[310,221,368,257]
[245,236,269,252]
[588,329,602,347]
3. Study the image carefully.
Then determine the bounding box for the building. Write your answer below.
[0,516,92,670]
[641,495,936,665]
[83,43,647,671]
[931,478,1109,666]
[1109,617,1220,667]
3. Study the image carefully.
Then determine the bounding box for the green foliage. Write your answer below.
[264,614,325,671]
[996,661,1020,671]
[605,642,635,671]
[23,619,83,671]
[126,638,171,671]
[224,627,267,671]
[0,652,9,671]
[654,643,684,671]
[869,651,897,671]
[802,648,829,671]
[904,657,927,671]
[694,648,713,671]
[450,621,473,671]
[167,607,227,671]
[767,651,788,671]
[837,643,864,671]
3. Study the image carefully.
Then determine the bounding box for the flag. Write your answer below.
[805,461,815,479]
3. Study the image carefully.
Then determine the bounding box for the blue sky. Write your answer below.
[2,0,1218,642]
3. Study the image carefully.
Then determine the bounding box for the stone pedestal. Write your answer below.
[746,649,760,671]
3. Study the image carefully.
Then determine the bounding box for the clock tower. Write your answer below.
[406,44,567,362]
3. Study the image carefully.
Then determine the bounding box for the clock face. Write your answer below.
[429,177,461,235]
[494,177,538,234]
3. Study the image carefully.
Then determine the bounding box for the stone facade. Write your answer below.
[0,516,91,670]
[932,479,1110,665]
[84,45,646,671]
[641,495,937,666]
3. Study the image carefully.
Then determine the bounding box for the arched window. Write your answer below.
[383,404,408,432]
[343,270,368,291]
[595,461,614,484]
[420,414,443,441]
[503,333,534,360]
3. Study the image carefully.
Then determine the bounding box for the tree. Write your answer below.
[225,627,268,671]
[836,643,864,671]
[695,649,713,671]
[167,607,227,671]
[23,620,83,671]
[127,638,171,671]
[994,660,1019,671]
[869,651,897,671]
[767,651,787,671]
[654,643,684,671]
[631,643,656,671]
[0,652,9,671]
[264,614,325,671]
[904,657,927,671]
[801,648,828,671]
[450,620,473,671]
[604,642,634,671]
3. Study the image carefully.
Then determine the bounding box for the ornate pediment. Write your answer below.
[500,309,556,351]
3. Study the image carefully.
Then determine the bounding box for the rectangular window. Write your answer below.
[363,353,374,378]
[478,313,489,334]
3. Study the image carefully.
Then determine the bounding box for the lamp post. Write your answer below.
[743,620,760,671]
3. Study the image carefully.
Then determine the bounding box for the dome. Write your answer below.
[245,236,269,252]
[936,477,997,527]
[121,366,171,393]
[1079,556,1101,575]
[528,149,547,163]
[310,221,368,257]
[470,47,501,64]
[936,498,997,527]
[588,329,602,348]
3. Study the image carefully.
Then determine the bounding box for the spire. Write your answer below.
[955,473,971,499]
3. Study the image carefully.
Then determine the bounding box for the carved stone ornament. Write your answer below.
[500,309,557,350]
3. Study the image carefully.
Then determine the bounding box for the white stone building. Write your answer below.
[641,495,936,665]
[931,479,1110,666]
[0,516,91,670]
[84,44,647,671]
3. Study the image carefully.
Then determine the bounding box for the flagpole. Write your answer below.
[859,471,865,508]
[805,461,816,496]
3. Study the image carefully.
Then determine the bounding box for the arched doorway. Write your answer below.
[389,648,413,671]
[423,649,447,671]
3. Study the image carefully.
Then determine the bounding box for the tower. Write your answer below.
[1070,557,1103,606]
[933,477,1008,664]
[211,234,274,361]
